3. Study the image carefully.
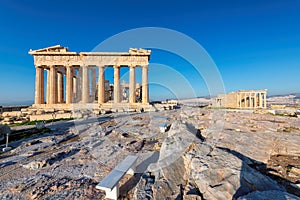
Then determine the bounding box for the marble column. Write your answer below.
[254,93,257,108]
[114,65,121,103]
[249,93,253,108]
[264,92,267,108]
[129,66,136,104]
[91,68,96,102]
[77,68,82,102]
[142,65,149,104]
[98,66,105,104]
[82,65,90,103]
[57,72,64,103]
[46,69,50,104]
[66,66,73,104]
[259,93,262,108]
[247,93,250,107]
[73,76,77,103]
[49,66,57,104]
[34,66,44,104]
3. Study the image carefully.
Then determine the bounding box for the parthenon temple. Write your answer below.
[29,45,151,110]
[211,90,267,108]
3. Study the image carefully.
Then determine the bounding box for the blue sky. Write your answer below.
[0,0,299,104]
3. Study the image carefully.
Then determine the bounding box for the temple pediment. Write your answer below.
[29,45,151,57]
[29,45,69,54]
[29,45,151,67]
[129,48,151,55]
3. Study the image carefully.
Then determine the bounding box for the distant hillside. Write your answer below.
[0,100,33,107]
[267,93,300,106]
[292,93,300,99]
[269,93,300,98]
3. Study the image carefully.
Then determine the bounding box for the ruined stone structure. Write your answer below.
[212,90,267,109]
[29,45,151,110]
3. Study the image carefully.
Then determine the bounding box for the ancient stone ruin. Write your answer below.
[21,45,177,121]
[211,89,267,109]
[30,45,150,107]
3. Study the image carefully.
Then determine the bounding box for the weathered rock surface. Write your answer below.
[237,190,300,200]
[0,107,299,199]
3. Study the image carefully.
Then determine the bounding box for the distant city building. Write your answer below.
[211,90,267,109]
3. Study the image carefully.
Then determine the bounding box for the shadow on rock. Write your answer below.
[119,151,160,198]
[217,147,300,199]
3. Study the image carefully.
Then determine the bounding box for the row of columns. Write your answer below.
[34,65,149,105]
[238,92,267,108]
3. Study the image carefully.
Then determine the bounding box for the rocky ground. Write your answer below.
[0,105,300,199]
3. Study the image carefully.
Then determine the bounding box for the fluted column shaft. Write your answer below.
[129,66,136,104]
[259,93,262,108]
[49,66,57,104]
[46,69,50,104]
[91,68,96,102]
[254,93,256,108]
[66,66,73,104]
[114,65,121,103]
[142,65,149,104]
[35,66,44,104]
[73,76,77,102]
[77,68,82,102]
[264,92,267,108]
[82,65,90,103]
[57,72,64,103]
[98,66,105,104]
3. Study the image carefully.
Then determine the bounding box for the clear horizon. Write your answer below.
[0,0,299,104]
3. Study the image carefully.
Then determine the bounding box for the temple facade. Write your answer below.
[29,45,151,110]
[211,90,267,109]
